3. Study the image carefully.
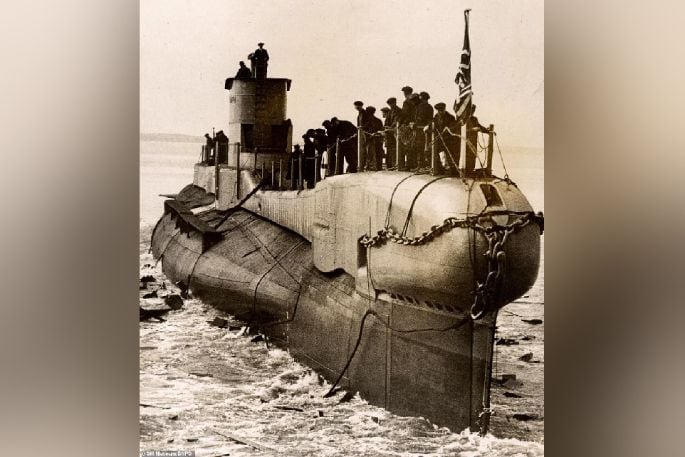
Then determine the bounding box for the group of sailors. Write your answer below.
[235,43,270,80]
[293,85,491,182]
[201,130,228,165]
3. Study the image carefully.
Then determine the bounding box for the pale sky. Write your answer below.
[141,0,543,148]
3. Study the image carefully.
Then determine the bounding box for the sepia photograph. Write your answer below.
[140,0,544,455]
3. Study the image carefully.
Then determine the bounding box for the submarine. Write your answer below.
[150,30,543,434]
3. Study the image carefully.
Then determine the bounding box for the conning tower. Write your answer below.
[193,59,293,210]
[224,76,293,154]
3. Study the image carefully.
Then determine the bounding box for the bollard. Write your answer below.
[430,122,437,175]
[486,124,494,176]
[278,159,282,189]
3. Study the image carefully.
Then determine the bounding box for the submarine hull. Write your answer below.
[151,197,498,433]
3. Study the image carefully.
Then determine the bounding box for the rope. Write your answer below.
[478,317,497,434]
[400,176,450,237]
[434,128,461,172]
[493,133,511,180]
[383,173,420,229]
[323,309,472,398]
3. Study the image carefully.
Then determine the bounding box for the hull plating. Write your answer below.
[152,205,497,433]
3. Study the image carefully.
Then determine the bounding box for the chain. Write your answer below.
[359,210,540,248]
[469,221,523,319]
[359,211,543,320]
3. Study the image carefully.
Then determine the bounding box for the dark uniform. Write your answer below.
[322,120,338,175]
[235,61,252,79]
[354,101,367,128]
[290,145,303,187]
[302,131,317,188]
[384,98,402,169]
[464,105,489,175]
[415,92,434,168]
[398,87,415,170]
[354,101,368,170]
[313,129,328,179]
[401,91,416,125]
[249,43,269,79]
[215,130,228,164]
[364,107,383,171]
[204,133,214,164]
[432,103,459,174]
[333,118,358,173]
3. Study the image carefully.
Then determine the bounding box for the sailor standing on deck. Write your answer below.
[249,42,269,79]
[384,97,402,169]
[215,130,228,164]
[364,106,384,171]
[302,130,317,188]
[405,93,421,169]
[322,120,337,176]
[432,102,459,175]
[380,107,392,168]
[400,86,415,124]
[398,86,416,170]
[204,133,215,164]
[416,91,434,168]
[354,101,368,170]
[464,104,490,175]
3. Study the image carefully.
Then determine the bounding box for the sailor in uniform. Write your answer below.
[249,42,269,79]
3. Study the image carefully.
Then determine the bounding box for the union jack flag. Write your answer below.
[453,9,472,123]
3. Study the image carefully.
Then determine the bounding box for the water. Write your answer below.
[140,139,544,455]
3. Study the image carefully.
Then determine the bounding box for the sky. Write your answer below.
[141,0,543,148]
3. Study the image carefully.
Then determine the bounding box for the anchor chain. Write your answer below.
[359,210,541,248]
[359,211,543,320]
[469,220,523,319]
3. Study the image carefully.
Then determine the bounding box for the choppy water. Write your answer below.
[140,140,544,456]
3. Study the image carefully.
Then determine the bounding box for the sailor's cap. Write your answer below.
[380,107,390,112]
[401,86,413,93]
[386,97,397,104]
[365,106,376,113]
[419,91,430,99]
[258,42,265,46]
[434,102,446,110]
[353,100,364,107]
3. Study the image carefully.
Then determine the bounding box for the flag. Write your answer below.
[453,9,472,123]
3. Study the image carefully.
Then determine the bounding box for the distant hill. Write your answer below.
[140,132,204,143]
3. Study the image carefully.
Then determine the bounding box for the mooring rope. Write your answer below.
[323,309,472,398]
